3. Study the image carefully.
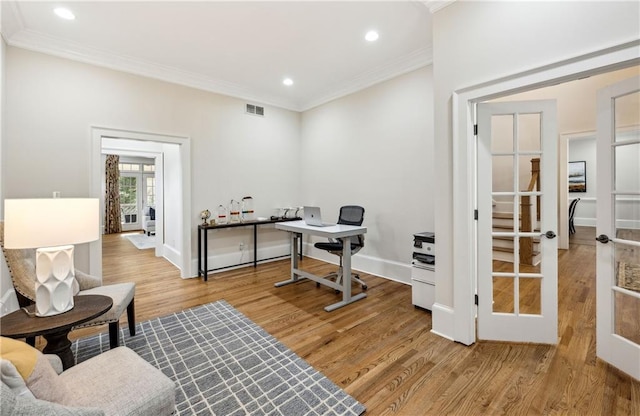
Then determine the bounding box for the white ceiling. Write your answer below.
[1,1,435,112]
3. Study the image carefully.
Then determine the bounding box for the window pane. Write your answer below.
[518,113,541,152]
[614,91,640,141]
[615,142,640,193]
[519,277,541,315]
[493,155,514,192]
[491,115,514,153]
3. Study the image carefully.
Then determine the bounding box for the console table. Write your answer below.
[198,217,302,281]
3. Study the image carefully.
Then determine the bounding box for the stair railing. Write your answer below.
[519,158,540,265]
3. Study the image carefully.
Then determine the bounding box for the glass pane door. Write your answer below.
[477,100,558,344]
[119,174,139,230]
[596,76,640,380]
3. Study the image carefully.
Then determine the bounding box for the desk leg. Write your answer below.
[198,227,202,277]
[324,236,367,312]
[253,224,258,268]
[203,228,208,282]
[42,331,74,370]
[274,232,300,287]
[298,233,303,260]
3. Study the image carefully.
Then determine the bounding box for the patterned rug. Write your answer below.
[123,233,155,250]
[618,262,640,292]
[72,300,366,416]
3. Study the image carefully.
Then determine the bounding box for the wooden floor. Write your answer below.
[69,230,639,415]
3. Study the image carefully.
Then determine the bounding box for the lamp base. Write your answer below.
[35,245,76,317]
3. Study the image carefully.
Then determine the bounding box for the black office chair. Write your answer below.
[569,198,580,234]
[314,205,367,291]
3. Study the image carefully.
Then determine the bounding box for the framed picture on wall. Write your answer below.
[569,161,587,192]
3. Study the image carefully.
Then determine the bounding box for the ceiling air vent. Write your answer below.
[245,104,264,117]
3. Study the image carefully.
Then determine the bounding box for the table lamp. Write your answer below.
[3,198,99,317]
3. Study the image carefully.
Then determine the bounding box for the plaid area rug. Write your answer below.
[72,300,366,416]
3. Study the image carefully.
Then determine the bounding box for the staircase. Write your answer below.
[492,158,541,266]
[492,212,541,266]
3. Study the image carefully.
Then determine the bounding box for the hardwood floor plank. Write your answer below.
[63,231,640,415]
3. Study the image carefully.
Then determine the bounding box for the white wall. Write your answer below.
[2,46,301,284]
[301,67,434,283]
[2,45,433,292]
[432,1,640,324]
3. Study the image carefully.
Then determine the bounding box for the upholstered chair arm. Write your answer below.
[74,270,102,291]
[44,355,64,375]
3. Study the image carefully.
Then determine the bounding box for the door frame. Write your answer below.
[448,40,640,346]
[89,126,192,278]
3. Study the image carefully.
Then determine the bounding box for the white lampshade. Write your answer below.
[4,198,99,249]
[3,198,99,317]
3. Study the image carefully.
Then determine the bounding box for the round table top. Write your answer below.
[0,295,113,339]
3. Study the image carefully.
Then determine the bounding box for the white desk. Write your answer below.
[275,220,367,312]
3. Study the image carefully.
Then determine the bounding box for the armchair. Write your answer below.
[143,206,156,236]
[1,337,175,415]
[0,222,135,349]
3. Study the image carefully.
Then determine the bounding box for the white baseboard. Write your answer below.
[162,244,185,276]
[190,242,413,285]
[575,217,640,229]
[431,302,455,341]
[190,243,291,278]
[304,245,411,285]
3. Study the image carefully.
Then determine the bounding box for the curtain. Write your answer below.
[104,154,122,234]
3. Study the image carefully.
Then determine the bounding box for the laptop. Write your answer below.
[303,206,335,227]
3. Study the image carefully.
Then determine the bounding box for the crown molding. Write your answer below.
[5,28,302,111]
[3,0,434,113]
[1,0,26,40]
[300,46,433,112]
[423,0,457,14]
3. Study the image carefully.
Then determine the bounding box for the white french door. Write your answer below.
[119,173,140,231]
[477,100,558,344]
[595,76,640,380]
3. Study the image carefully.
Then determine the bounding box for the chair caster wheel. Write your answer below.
[316,282,320,288]
[362,285,368,291]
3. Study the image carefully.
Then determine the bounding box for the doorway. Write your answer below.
[116,157,156,233]
[450,41,639,377]
[89,127,192,278]
[451,46,639,344]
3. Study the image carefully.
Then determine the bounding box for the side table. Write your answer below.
[0,295,113,370]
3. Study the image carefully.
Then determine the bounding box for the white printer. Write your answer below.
[411,232,435,310]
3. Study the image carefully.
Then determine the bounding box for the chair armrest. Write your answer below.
[74,270,102,291]
[44,355,64,375]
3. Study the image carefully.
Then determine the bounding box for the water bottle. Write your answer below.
[242,196,255,221]
[217,205,228,225]
[229,199,241,223]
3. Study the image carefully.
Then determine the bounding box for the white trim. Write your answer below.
[300,48,432,111]
[423,1,457,14]
[305,245,412,285]
[90,126,192,278]
[431,303,456,342]
[450,40,640,346]
[4,26,432,113]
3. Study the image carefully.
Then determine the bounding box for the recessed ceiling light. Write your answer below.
[365,30,379,42]
[54,7,76,20]
[283,78,294,86]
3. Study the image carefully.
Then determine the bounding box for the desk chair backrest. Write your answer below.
[337,205,365,248]
[568,198,580,234]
